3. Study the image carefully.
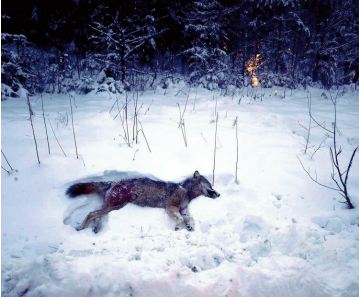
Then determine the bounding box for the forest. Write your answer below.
[2,0,359,99]
[2,1,359,297]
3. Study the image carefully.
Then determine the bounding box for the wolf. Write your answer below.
[66,170,220,233]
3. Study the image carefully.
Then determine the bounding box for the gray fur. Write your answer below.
[66,170,220,233]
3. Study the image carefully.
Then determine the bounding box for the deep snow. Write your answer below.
[1,85,359,297]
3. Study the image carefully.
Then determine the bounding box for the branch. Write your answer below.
[344,146,358,185]
[297,156,340,192]
[1,150,14,171]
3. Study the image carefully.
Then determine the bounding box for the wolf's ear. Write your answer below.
[193,170,200,178]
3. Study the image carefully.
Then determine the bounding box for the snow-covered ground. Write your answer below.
[2,85,359,297]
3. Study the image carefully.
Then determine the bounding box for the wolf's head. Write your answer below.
[182,170,220,200]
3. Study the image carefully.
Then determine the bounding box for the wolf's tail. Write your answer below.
[66,182,111,198]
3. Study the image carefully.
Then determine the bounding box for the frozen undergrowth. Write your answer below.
[2,86,359,297]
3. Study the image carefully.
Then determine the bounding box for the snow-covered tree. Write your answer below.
[2,0,358,91]
[1,33,30,99]
[183,0,228,89]
[90,6,167,89]
[264,8,310,88]
[304,0,358,87]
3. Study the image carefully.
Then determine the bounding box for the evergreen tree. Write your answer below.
[90,5,167,89]
[183,0,228,89]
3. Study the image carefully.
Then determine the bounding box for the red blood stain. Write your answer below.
[106,182,134,206]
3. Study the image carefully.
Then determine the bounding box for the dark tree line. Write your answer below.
[2,0,359,98]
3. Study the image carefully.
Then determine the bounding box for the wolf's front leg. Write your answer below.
[180,208,195,231]
[166,206,185,230]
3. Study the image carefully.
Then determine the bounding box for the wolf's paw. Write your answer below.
[186,224,194,231]
[92,224,102,234]
[75,225,84,231]
[92,219,102,234]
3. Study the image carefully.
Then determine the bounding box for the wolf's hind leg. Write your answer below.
[166,206,185,230]
[92,217,103,233]
[77,208,111,231]
[180,208,195,231]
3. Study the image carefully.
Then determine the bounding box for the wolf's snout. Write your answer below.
[208,189,220,198]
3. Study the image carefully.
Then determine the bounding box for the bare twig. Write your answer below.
[144,99,153,115]
[117,102,130,146]
[109,96,119,114]
[138,120,151,153]
[310,137,327,159]
[200,132,208,144]
[113,104,125,120]
[192,88,198,111]
[1,166,11,175]
[182,120,188,145]
[297,156,340,192]
[125,92,130,145]
[213,93,218,117]
[175,88,188,97]
[234,116,239,184]
[69,95,79,159]
[41,94,51,155]
[112,95,126,120]
[303,93,313,154]
[177,103,188,147]
[1,150,14,171]
[344,147,358,186]
[48,117,67,157]
[135,91,139,144]
[132,90,139,144]
[212,112,219,185]
[178,89,190,128]
[308,92,333,134]
[299,88,356,209]
[328,91,355,209]
[27,95,40,164]
[132,149,139,161]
